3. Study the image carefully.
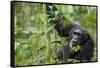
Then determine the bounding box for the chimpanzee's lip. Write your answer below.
[72,42,77,45]
[73,41,77,43]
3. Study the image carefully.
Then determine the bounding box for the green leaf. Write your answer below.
[45,25,55,34]
[71,45,81,52]
[30,16,35,21]
[23,27,39,34]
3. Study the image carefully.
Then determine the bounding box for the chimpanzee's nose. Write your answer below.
[74,37,77,40]
[73,36,78,42]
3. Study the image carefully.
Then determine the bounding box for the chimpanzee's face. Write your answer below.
[69,27,87,48]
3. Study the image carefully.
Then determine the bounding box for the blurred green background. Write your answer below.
[14,2,97,66]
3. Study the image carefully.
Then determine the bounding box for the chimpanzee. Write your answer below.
[46,4,94,63]
[54,17,94,63]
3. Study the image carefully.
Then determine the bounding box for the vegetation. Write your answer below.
[14,2,97,66]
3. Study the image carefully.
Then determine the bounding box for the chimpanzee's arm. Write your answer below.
[46,4,77,37]
[54,22,77,37]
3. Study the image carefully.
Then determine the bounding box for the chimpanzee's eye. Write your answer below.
[73,32,81,35]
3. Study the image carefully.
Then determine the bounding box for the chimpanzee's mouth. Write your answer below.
[72,41,78,45]
[69,41,77,48]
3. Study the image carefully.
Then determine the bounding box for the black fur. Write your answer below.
[55,22,94,63]
[46,4,94,63]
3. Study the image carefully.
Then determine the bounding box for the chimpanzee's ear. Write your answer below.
[68,27,75,36]
[81,31,89,43]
